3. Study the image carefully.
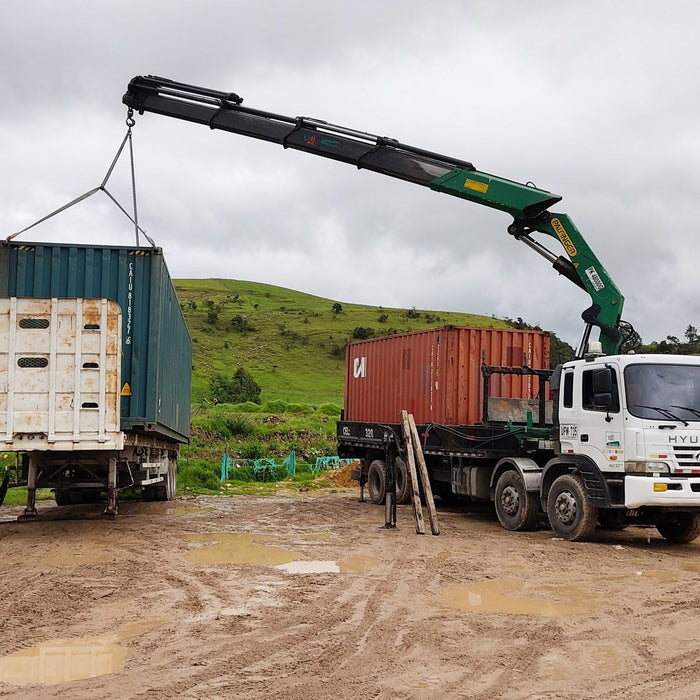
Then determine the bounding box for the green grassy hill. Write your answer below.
[174,278,511,405]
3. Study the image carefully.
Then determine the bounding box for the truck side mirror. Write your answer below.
[592,368,612,394]
[592,368,617,421]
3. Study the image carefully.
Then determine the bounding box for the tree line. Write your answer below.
[639,325,700,355]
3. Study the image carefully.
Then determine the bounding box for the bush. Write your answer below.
[328,344,346,359]
[352,326,375,340]
[223,415,256,436]
[227,463,287,483]
[317,402,342,416]
[230,314,256,332]
[261,399,288,413]
[232,402,261,413]
[180,459,220,491]
[238,441,266,460]
[229,465,256,481]
[252,464,288,482]
[405,307,421,319]
[209,368,261,404]
[284,403,314,415]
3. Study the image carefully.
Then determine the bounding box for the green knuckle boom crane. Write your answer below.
[124,75,700,543]
[123,75,625,356]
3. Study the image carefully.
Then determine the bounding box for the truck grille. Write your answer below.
[672,446,700,473]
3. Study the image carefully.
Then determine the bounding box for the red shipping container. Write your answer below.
[344,326,550,425]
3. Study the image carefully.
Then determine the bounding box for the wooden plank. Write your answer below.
[400,410,425,535]
[407,413,440,535]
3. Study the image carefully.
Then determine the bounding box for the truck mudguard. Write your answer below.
[542,456,621,508]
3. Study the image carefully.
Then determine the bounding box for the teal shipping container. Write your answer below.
[0,241,191,444]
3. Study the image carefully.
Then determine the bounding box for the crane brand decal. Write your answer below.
[463,178,489,194]
[353,356,367,379]
[584,266,605,292]
[551,218,577,257]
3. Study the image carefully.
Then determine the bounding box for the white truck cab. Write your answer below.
[550,351,700,541]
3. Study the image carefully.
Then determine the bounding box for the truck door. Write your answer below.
[578,365,625,470]
[558,364,625,471]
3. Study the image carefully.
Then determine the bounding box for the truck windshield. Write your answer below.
[624,364,700,422]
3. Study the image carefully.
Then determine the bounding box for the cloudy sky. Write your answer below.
[3,1,700,350]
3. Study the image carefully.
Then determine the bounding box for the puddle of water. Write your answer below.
[273,556,380,574]
[41,549,112,567]
[184,532,379,573]
[0,641,125,685]
[0,619,164,686]
[184,533,304,566]
[337,555,379,572]
[440,578,597,616]
[276,560,340,574]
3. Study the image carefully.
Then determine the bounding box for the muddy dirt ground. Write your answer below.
[1,480,700,699]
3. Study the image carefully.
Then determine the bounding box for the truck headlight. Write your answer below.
[625,461,670,474]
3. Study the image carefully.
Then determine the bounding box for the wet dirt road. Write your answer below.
[1,488,700,699]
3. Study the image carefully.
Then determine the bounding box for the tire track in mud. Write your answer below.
[4,494,700,699]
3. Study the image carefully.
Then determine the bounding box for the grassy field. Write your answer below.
[0,279,545,502]
[175,278,510,405]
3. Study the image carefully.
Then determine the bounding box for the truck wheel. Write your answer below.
[494,470,539,531]
[54,489,84,505]
[54,489,71,506]
[395,457,411,504]
[656,512,700,543]
[367,460,386,504]
[547,473,598,542]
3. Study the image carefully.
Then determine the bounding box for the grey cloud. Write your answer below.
[3,0,700,350]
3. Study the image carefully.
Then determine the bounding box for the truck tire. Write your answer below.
[367,460,385,504]
[494,470,539,531]
[395,457,411,505]
[547,473,598,542]
[54,489,84,505]
[656,512,700,543]
[54,489,71,506]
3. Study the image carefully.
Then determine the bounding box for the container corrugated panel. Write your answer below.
[344,326,550,425]
[0,242,191,443]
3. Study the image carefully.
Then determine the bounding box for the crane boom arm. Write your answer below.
[123,75,625,354]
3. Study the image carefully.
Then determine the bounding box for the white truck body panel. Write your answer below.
[0,297,124,451]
